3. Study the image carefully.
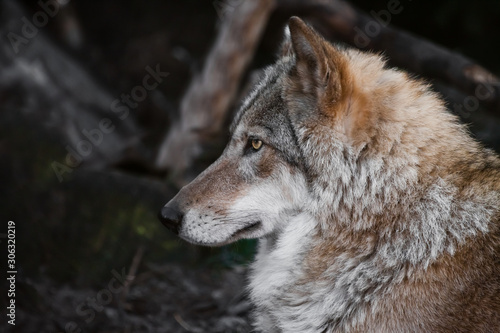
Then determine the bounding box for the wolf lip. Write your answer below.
[232,221,261,238]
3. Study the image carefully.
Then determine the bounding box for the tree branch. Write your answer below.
[155,0,276,182]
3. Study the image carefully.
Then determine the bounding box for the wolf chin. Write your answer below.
[159,17,500,332]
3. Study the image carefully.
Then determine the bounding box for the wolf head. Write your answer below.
[158,17,455,246]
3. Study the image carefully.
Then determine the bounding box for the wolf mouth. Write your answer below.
[231,221,262,238]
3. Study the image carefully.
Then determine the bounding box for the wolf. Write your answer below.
[158,17,500,332]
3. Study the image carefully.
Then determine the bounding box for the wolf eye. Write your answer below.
[251,139,263,151]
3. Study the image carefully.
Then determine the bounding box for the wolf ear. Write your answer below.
[285,18,370,146]
[289,17,332,95]
[286,17,345,110]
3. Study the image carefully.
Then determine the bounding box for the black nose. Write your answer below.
[158,205,183,235]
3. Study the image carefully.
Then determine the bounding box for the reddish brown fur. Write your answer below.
[284,17,500,332]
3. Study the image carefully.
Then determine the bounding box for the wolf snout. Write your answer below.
[158,204,183,235]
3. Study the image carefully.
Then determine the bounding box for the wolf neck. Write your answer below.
[249,213,317,305]
[302,129,495,269]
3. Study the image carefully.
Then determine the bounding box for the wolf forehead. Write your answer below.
[231,60,291,132]
[230,60,304,168]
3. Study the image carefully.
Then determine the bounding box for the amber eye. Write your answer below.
[251,139,263,151]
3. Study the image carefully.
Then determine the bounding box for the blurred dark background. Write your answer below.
[1,0,499,332]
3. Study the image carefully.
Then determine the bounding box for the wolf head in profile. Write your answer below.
[159,17,500,332]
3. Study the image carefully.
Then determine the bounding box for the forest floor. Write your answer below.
[3,264,252,333]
